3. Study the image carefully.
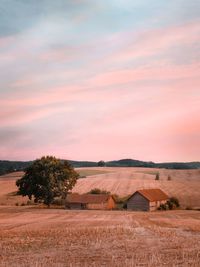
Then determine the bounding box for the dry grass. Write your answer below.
[0,207,200,267]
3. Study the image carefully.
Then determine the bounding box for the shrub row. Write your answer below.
[158,197,180,210]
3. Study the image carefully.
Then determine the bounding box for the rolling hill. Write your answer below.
[1,158,200,176]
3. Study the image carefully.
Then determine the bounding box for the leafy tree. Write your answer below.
[16,156,79,206]
[97,160,106,167]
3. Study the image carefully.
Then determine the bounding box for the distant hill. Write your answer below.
[0,160,32,176]
[0,158,200,176]
[107,159,200,169]
[106,159,155,168]
[155,162,200,169]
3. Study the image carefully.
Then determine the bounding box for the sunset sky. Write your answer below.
[0,0,200,162]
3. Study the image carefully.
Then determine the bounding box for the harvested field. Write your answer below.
[0,207,199,267]
[0,172,28,205]
[73,167,200,209]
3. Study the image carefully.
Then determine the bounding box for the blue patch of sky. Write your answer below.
[1,0,199,40]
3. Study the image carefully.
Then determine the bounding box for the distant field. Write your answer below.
[0,167,200,208]
[0,207,199,267]
[76,168,110,177]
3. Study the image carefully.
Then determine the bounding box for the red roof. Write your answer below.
[66,193,112,204]
[132,189,169,202]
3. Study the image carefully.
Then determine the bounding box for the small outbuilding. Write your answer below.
[66,193,116,210]
[127,189,169,211]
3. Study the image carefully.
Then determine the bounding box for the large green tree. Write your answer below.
[16,156,79,206]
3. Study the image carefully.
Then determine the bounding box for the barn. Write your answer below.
[127,189,169,211]
[66,193,116,210]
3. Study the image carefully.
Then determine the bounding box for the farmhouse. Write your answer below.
[127,189,169,211]
[66,193,116,210]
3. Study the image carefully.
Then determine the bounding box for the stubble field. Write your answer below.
[0,207,200,267]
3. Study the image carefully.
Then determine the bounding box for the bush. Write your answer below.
[88,188,110,195]
[169,197,180,208]
[158,197,180,211]
[167,175,172,181]
[166,200,173,210]
[155,173,160,180]
[159,203,167,210]
[123,203,127,209]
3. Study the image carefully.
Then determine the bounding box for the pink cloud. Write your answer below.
[88,63,200,88]
[107,20,200,63]
[0,105,72,127]
[0,36,15,48]
[1,17,200,162]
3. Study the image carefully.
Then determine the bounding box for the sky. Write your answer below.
[0,0,200,162]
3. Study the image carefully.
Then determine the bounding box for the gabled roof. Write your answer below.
[129,189,169,202]
[66,193,112,204]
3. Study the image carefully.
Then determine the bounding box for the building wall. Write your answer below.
[149,201,156,211]
[67,203,84,209]
[86,197,116,210]
[107,196,116,209]
[86,203,107,210]
[66,196,116,210]
[127,192,149,211]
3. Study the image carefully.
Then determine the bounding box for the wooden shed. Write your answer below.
[66,193,116,210]
[127,189,169,211]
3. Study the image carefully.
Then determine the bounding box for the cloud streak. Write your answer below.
[0,1,200,161]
